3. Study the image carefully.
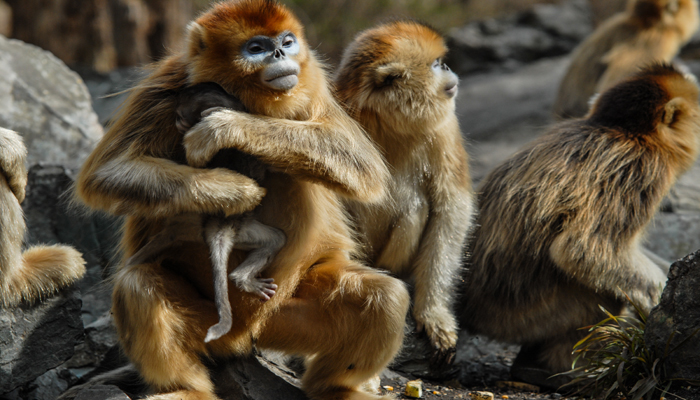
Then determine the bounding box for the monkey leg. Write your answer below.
[226,218,285,301]
[111,261,221,400]
[203,217,236,343]
[0,176,85,308]
[257,260,410,400]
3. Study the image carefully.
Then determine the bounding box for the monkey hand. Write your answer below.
[414,306,458,359]
[183,110,248,168]
[0,128,28,203]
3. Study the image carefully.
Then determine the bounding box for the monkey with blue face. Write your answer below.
[75,1,407,399]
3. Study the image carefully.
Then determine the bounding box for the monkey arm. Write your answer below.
[410,150,474,351]
[549,229,667,314]
[0,128,28,203]
[76,153,265,218]
[183,109,389,202]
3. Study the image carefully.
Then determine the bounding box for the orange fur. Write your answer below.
[335,21,475,355]
[74,1,408,399]
[461,64,700,377]
[0,127,85,308]
[554,0,699,119]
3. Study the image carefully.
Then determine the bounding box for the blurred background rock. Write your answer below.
[0,0,627,72]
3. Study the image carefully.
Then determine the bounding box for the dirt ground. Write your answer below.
[378,375,573,400]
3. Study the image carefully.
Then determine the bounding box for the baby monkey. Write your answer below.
[126,82,286,343]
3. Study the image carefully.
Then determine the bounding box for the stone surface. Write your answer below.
[0,288,84,396]
[73,385,130,400]
[22,164,121,325]
[645,250,700,382]
[446,0,591,76]
[645,213,700,263]
[0,35,103,168]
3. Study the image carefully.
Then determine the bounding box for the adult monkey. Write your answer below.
[75,1,410,400]
[461,64,700,387]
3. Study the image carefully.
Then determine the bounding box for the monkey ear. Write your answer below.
[661,97,687,126]
[187,22,207,57]
[374,62,407,87]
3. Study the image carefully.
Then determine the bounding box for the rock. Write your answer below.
[0,35,103,168]
[73,385,130,400]
[455,56,568,183]
[61,353,308,400]
[645,213,700,263]
[22,164,121,325]
[390,315,459,380]
[645,250,700,382]
[446,0,591,76]
[0,288,84,396]
[75,67,145,126]
[455,333,518,387]
[405,379,423,398]
[66,313,119,370]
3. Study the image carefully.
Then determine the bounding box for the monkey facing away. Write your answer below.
[75,1,410,400]
[124,82,285,343]
[554,0,699,119]
[461,64,700,386]
[0,127,85,308]
[335,20,475,360]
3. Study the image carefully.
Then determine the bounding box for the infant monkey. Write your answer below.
[126,82,286,343]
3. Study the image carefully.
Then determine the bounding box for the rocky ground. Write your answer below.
[2,0,700,399]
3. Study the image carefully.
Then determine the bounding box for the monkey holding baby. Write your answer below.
[461,64,700,386]
[554,0,699,119]
[126,82,285,343]
[75,2,410,400]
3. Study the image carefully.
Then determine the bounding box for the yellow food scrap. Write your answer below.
[469,391,495,400]
[405,379,423,398]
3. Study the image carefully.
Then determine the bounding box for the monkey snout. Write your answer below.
[262,61,301,91]
[444,81,458,98]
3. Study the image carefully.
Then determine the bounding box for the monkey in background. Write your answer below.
[335,20,475,361]
[0,127,85,308]
[461,64,700,387]
[124,83,285,343]
[75,1,410,399]
[554,0,699,119]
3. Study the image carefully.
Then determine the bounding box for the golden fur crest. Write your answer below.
[336,20,454,130]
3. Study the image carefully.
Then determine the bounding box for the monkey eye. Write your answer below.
[247,41,266,54]
[282,34,296,48]
[431,59,442,71]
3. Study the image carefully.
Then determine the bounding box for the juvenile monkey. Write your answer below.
[75,1,410,400]
[461,64,700,386]
[125,82,285,343]
[0,127,85,308]
[554,0,699,119]
[335,20,475,359]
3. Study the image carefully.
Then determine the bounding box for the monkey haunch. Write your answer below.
[554,0,699,119]
[335,20,475,361]
[461,64,700,384]
[0,127,86,308]
[75,1,410,400]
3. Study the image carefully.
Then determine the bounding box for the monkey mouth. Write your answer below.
[265,72,299,91]
[444,82,458,98]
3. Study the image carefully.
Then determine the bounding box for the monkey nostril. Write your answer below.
[274,49,284,58]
